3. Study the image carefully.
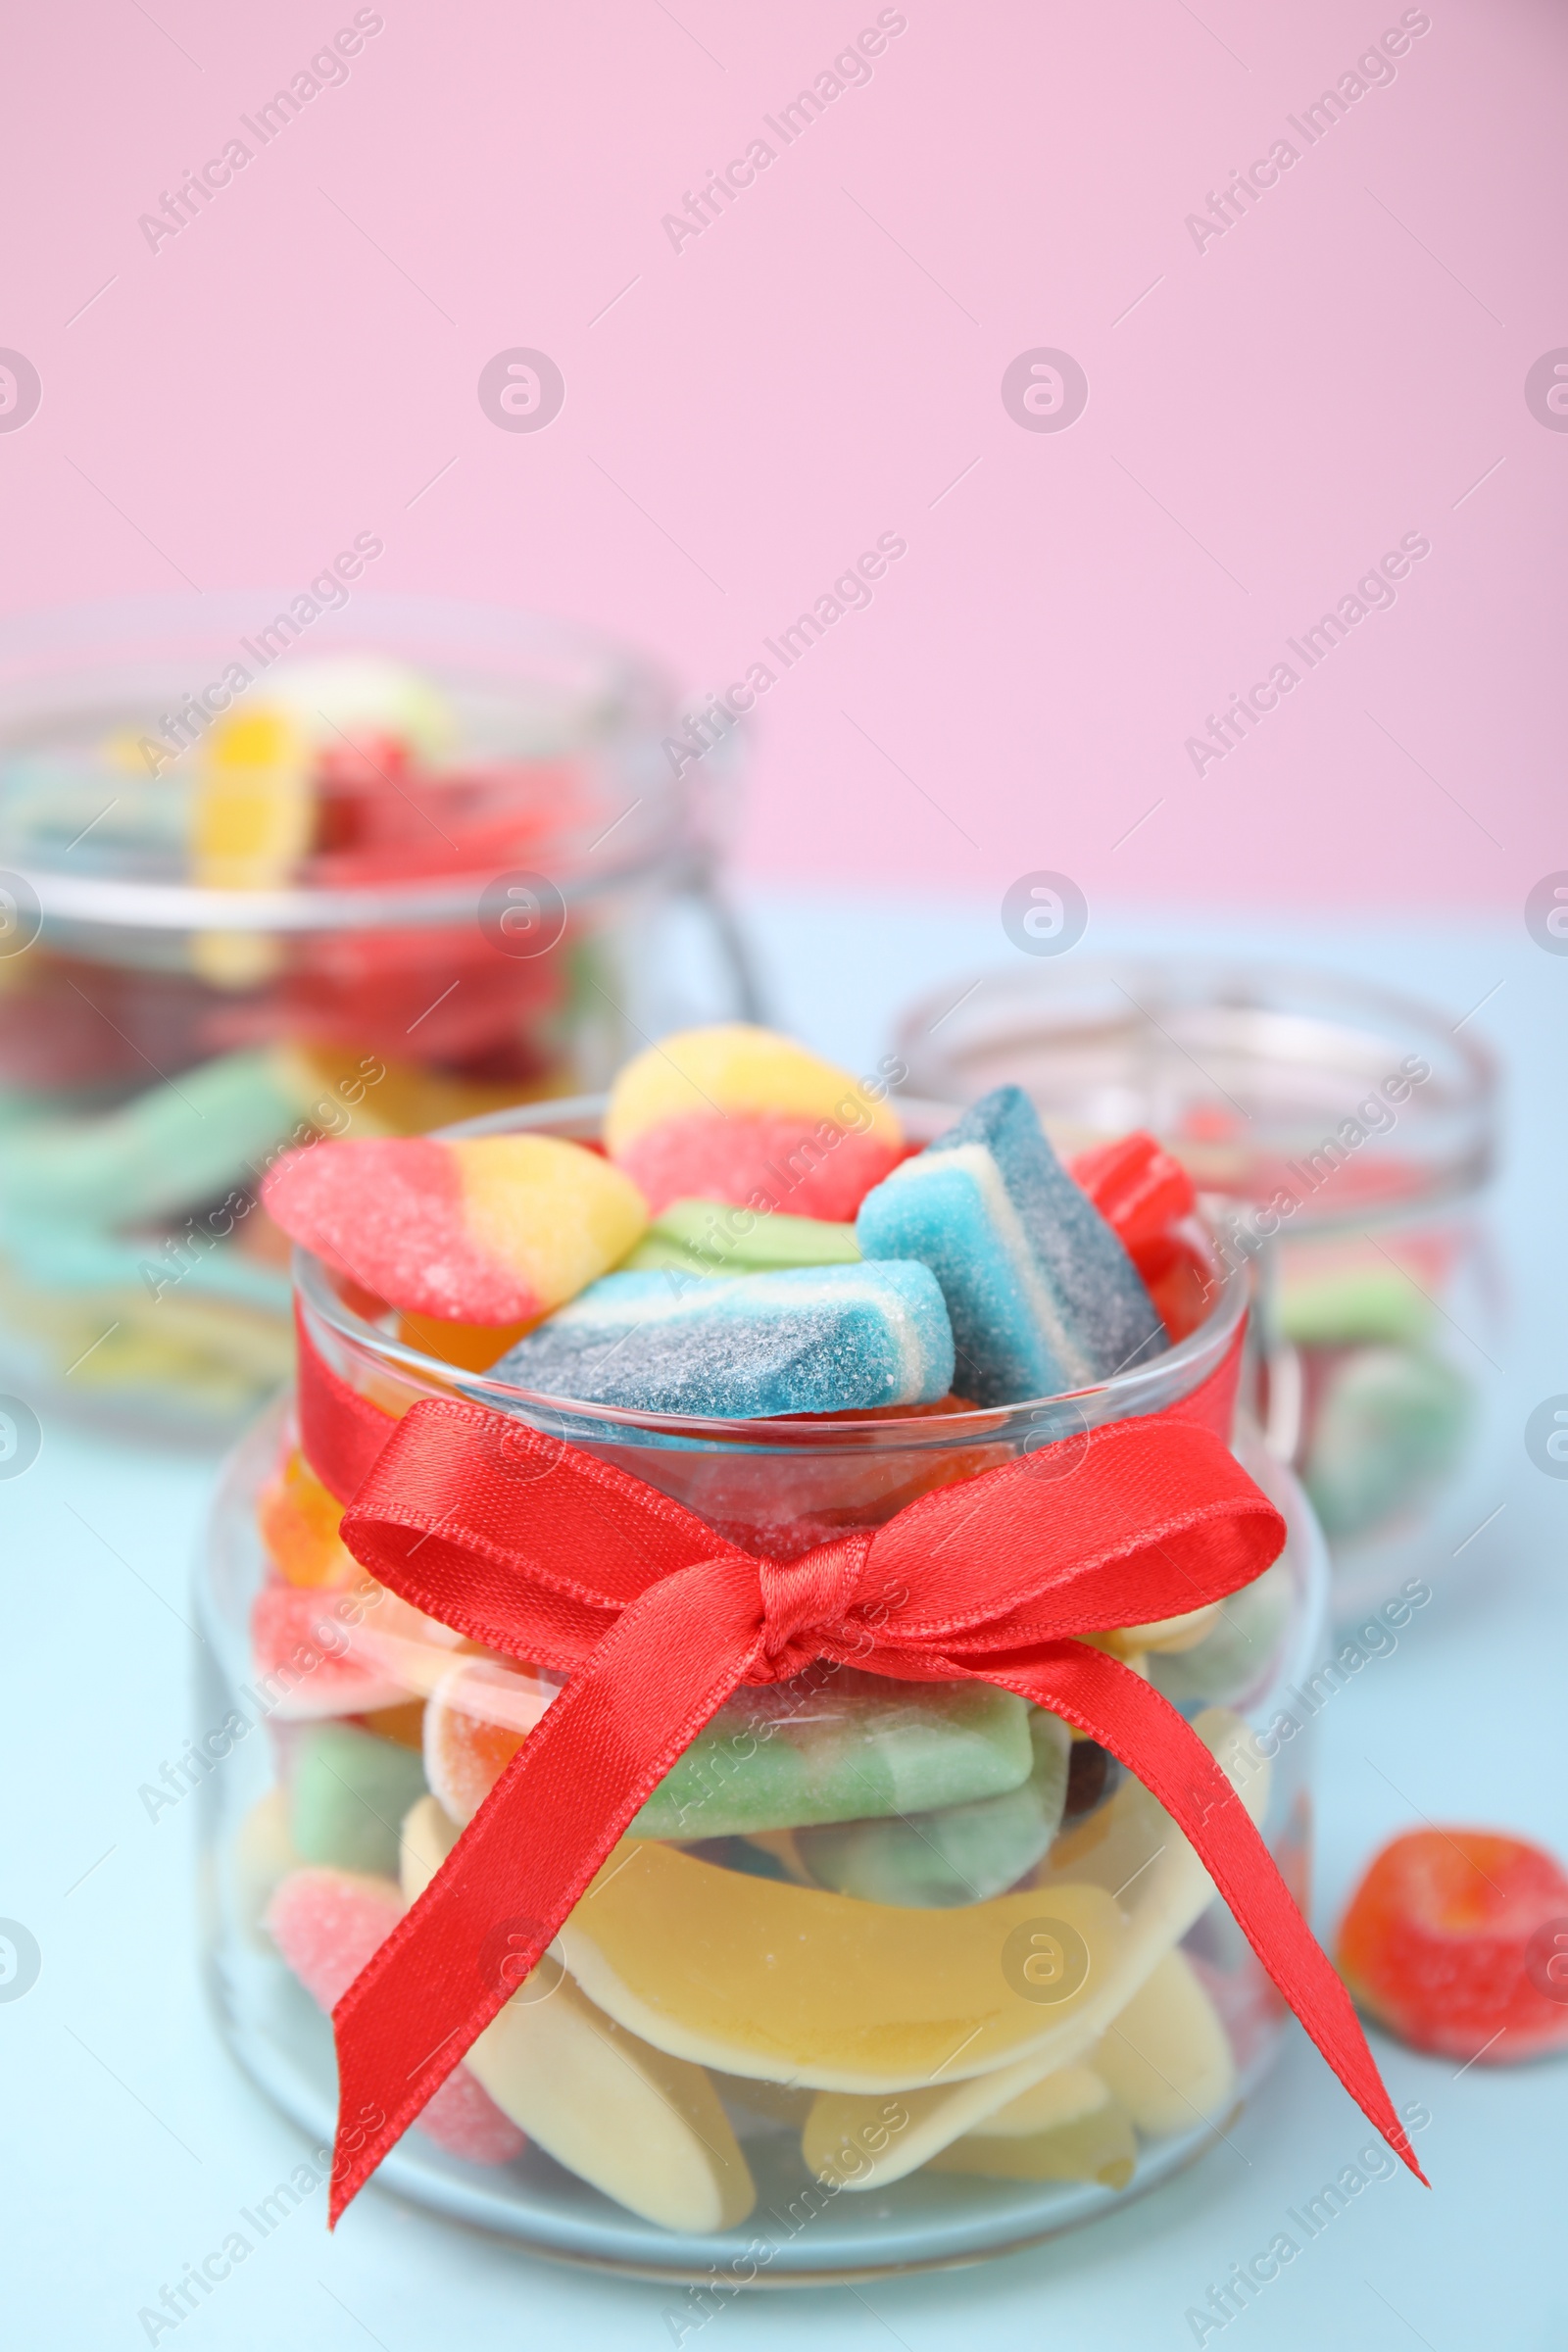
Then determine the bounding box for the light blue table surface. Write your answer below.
[4,894,1564,2352]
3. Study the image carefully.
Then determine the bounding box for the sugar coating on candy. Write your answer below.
[617,1198,861,1279]
[857,1085,1166,1406]
[616,1111,900,1222]
[604,1023,904,1218]
[491,1261,954,1418]
[266,1864,405,2009]
[262,1133,647,1323]
[265,1867,524,2164]
[1338,1828,1568,2062]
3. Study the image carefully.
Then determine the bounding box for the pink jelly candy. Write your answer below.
[265,1867,525,2165]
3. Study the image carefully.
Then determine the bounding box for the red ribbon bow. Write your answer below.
[295,1322,1424,2222]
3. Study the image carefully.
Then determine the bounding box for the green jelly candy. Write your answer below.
[617,1200,861,1281]
[1278,1265,1434,1348]
[1148,1561,1292,1707]
[0,1048,308,1227]
[1303,1345,1470,1541]
[787,1706,1072,1908]
[630,1670,1032,1840]
[288,1721,428,1877]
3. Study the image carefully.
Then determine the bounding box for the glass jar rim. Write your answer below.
[0,590,700,935]
[292,1091,1250,1451]
[895,955,1496,1226]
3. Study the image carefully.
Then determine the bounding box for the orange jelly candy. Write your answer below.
[423,1658,559,1825]
[1338,1828,1568,2063]
[257,1448,355,1589]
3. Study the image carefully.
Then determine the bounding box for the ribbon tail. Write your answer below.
[987,1643,1428,2186]
[327,1553,764,2225]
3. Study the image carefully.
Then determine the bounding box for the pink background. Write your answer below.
[3,0,1563,909]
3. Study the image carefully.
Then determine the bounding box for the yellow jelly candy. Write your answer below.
[965,2063,1108,2137]
[929,2091,1137,2189]
[561,1842,1128,2094]
[192,708,314,987]
[400,1797,754,2232]
[1094,1946,1235,2137]
[803,1708,1269,2187]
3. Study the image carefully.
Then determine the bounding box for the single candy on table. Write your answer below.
[1338,1828,1568,2061]
[858,1084,1166,1405]
[604,1023,905,1220]
[262,1132,648,1322]
[491,1260,954,1417]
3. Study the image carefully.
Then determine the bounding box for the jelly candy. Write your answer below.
[857,1086,1165,1405]
[633,1672,1033,1842]
[401,1796,755,2230]
[1069,1131,1196,1261]
[1338,1829,1568,2062]
[927,2084,1136,2189]
[560,1838,1130,2093]
[192,710,315,988]
[1302,1347,1469,1540]
[1094,1947,1236,2134]
[423,1659,1034,1839]
[250,1585,408,1720]
[1278,1254,1436,1348]
[617,1198,861,1279]
[257,1448,356,1590]
[603,1023,904,1220]
[262,1132,648,1323]
[803,1708,1270,2183]
[287,1720,428,1878]
[265,1864,524,2165]
[264,655,455,762]
[1148,1561,1292,1708]
[422,1658,558,1827]
[492,1261,954,1418]
[782,1704,1071,1906]
[0,1048,312,1229]
[231,1788,301,1948]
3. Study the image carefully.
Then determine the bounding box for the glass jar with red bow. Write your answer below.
[192,1093,1423,2280]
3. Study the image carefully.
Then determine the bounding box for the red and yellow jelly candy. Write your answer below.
[603,1024,904,1221]
[262,1132,648,1322]
[1338,1828,1568,2062]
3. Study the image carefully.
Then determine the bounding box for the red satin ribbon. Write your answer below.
[293,1315,1425,2221]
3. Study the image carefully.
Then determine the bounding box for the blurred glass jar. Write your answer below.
[0,595,756,1436]
[198,1095,1326,2281]
[896,960,1501,1619]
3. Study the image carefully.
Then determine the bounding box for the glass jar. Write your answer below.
[896,960,1501,1621]
[197,1095,1327,2282]
[0,595,756,1437]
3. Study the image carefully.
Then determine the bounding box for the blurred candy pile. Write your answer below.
[0,636,747,1431]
